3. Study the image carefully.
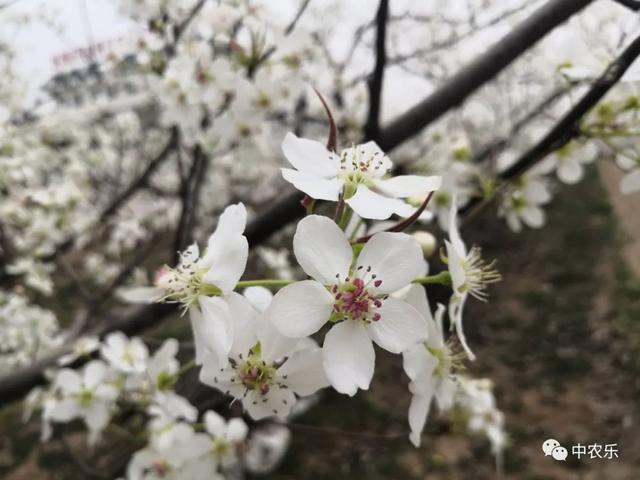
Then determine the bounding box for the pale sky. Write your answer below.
[1,0,430,116]
[4,0,134,102]
[4,0,638,119]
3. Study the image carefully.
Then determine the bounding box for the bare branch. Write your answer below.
[101,128,179,221]
[174,0,207,43]
[173,146,209,261]
[35,128,178,265]
[364,0,389,140]
[463,33,640,222]
[285,0,312,35]
[470,80,583,167]
[377,0,593,151]
[611,0,640,11]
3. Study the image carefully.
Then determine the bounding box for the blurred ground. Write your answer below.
[1,166,640,479]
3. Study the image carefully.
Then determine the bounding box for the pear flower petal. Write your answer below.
[373,175,442,198]
[280,133,441,220]
[293,214,353,284]
[366,297,426,354]
[345,185,408,220]
[266,280,334,338]
[281,132,341,177]
[281,168,343,201]
[356,232,425,294]
[322,321,375,396]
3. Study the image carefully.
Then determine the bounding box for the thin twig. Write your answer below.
[377,0,593,151]
[285,0,312,35]
[462,33,640,224]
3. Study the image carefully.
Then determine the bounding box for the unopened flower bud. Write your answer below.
[412,231,437,258]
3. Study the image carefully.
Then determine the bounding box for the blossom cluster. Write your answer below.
[110,132,505,458]
[26,330,291,479]
[0,290,62,373]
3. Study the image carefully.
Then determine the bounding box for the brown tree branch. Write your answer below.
[612,0,640,10]
[173,146,209,261]
[101,128,179,221]
[469,80,583,167]
[36,128,178,265]
[244,0,594,246]
[285,0,312,35]
[463,33,640,222]
[364,0,389,140]
[376,0,593,151]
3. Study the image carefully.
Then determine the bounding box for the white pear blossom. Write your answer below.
[0,291,62,372]
[119,203,249,366]
[539,140,598,184]
[499,174,552,232]
[101,331,149,374]
[244,424,292,475]
[400,285,460,447]
[196,2,243,37]
[280,133,442,220]
[146,338,180,391]
[200,293,329,419]
[616,152,640,194]
[267,215,427,395]
[243,285,275,313]
[127,423,213,480]
[57,336,101,366]
[43,360,119,445]
[455,377,507,461]
[445,199,500,360]
[197,411,248,470]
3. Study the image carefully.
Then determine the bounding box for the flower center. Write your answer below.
[460,247,501,301]
[339,147,387,175]
[331,271,384,323]
[427,343,465,378]
[151,461,171,477]
[339,170,373,200]
[154,260,221,311]
[229,345,278,396]
[76,389,94,407]
[238,361,276,394]
[212,438,230,457]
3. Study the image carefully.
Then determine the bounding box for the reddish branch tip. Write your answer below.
[312,87,338,152]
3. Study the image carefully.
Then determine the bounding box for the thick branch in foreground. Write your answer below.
[612,0,640,11]
[463,33,640,221]
[376,0,593,151]
[243,0,593,246]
